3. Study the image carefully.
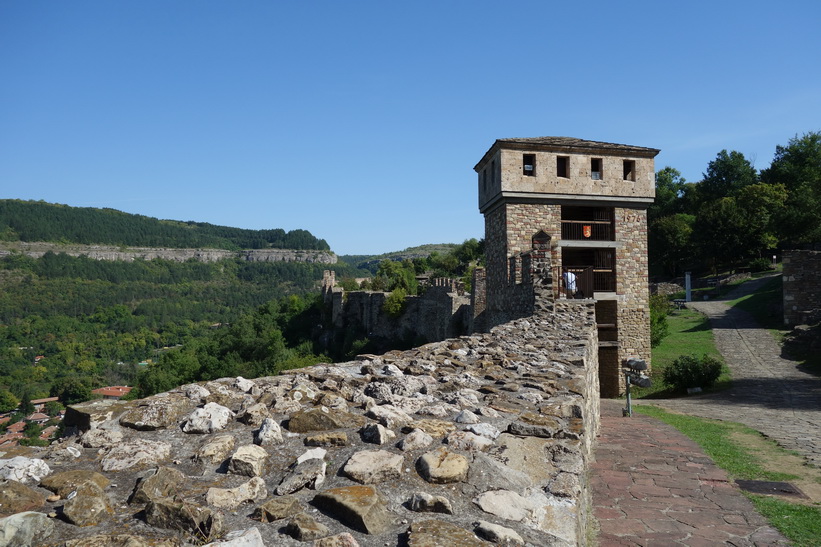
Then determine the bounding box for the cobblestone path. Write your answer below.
[638,274,821,467]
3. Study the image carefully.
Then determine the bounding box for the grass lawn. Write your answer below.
[636,307,729,398]
[635,406,821,546]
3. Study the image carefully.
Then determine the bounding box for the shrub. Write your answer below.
[749,257,773,272]
[662,354,723,392]
[649,294,671,348]
[382,288,407,318]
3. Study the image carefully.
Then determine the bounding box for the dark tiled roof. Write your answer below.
[496,136,659,153]
[474,136,659,170]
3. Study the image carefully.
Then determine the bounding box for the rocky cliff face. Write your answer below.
[0,242,337,264]
[0,303,600,547]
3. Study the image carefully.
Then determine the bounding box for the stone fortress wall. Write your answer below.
[4,274,602,546]
[783,248,821,325]
[0,241,337,264]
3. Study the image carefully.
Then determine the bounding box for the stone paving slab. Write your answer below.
[592,399,787,546]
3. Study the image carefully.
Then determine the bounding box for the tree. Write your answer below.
[699,150,758,202]
[760,131,821,245]
[649,214,695,276]
[650,167,687,221]
[0,389,19,413]
[694,197,748,272]
[735,183,788,256]
[51,377,92,404]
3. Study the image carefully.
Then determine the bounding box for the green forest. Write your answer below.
[649,131,821,276]
[0,199,330,250]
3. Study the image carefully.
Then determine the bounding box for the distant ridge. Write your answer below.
[0,199,330,251]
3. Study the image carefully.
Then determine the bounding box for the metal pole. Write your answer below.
[623,373,632,417]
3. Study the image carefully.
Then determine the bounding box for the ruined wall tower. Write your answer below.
[474,137,659,396]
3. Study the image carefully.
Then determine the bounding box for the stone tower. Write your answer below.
[474,137,659,396]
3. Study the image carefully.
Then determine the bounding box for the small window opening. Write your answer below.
[523,154,536,176]
[491,160,497,185]
[557,156,569,178]
[591,158,602,180]
[482,169,487,192]
[623,160,636,181]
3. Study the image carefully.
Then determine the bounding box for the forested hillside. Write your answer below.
[0,202,371,412]
[0,199,329,250]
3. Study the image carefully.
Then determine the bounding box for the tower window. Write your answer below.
[623,160,636,181]
[557,156,569,178]
[523,154,536,176]
[591,158,602,180]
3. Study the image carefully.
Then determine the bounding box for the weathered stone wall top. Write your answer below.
[783,249,821,325]
[4,305,599,546]
[0,242,338,264]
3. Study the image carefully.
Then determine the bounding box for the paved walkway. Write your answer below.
[591,273,821,545]
[641,274,821,467]
[592,399,788,546]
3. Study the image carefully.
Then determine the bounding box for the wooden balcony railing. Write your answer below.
[559,267,616,298]
[561,220,613,241]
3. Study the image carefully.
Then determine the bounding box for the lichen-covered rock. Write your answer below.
[62,482,113,526]
[406,519,485,547]
[195,434,236,464]
[446,430,493,452]
[41,469,111,498]
[275,458,326,495]
[360,423,395,445]
[129,466,185,504]
[227,445,268,477]
[101,439,172,471]
[287,407,365,433]
[0,511,55,547]
[80,428,124,449]
[145,498,223,543]
[475,520,525,545]
[416,447,469,483]
[305,431,348,446]
[0,456,50,484]
[252,495,301,522]
[254,418,283,446]
[119,393,195,431]
[182,402,233,434]
[342,450,403,484]
[408,492,453,514]
[0,480,45,516]
[398,428,433,451]
[285,512,330,541]
[205,476,266,509]
[203,526,264,546]
[313,533,361,547]
[236,402,270,426]
[313,485,393,535]
[507,412,562,438]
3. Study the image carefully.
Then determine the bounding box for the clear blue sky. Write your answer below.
[2,1,819,255]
